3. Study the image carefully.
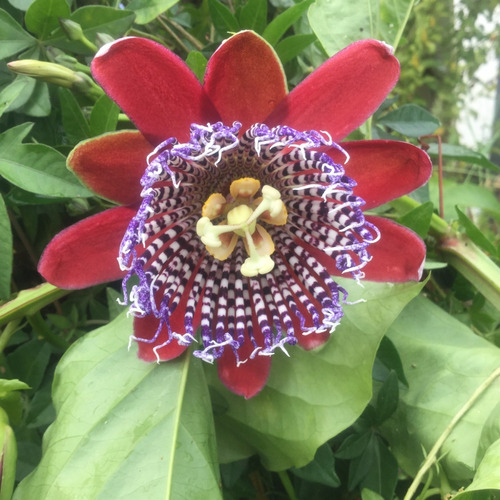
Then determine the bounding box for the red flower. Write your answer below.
[39,31,431,398]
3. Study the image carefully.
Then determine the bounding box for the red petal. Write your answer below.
[38,206,136,289]
[217,326,271,399]
[266,39,400,141]
[133,315,188,362]
[68,131,151,206]
[91,37,219,145]
[361,216,426,282]
[329,140,433,209]
[204,31,287,132]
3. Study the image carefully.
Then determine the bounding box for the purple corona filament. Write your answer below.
[118,122,380,364]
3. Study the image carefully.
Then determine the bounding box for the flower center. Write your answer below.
[196,177,288,277]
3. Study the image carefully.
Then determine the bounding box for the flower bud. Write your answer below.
[59,18,98,52]
[58,18,85,42]
[7,60,81,87]
[0,408,17,500]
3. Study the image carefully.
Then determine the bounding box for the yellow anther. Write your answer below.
[202,193,226,219]
[230,178,261,199]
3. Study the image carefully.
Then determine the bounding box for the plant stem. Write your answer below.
[0,320,22,354]
[0,282,69,327]
[392,0,417,52]
[403,366,500,500]
[278,470,299,500]
[28,311,71,351]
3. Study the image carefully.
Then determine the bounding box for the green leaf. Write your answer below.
[0,195,12,301]
[185,51,207,84]
[374,370,399,424]
[362,489,385,500]
[238,0,268,33]
[336,431,372,460]
[0,78,30,119]
[374,336,408,386]
[456,207,497,257]
[477,403,500,466]
[378,104,440,137]
[381,296,500,484]
[16,78,50,117]
[276,33,317,64]
[461,439,500,490]
[378,0,413,46]
[25,0,70,40]
[13,312,222,500]
[7,0,35,10]
[308,0,413,55]
[59,88,91,144]
[426,143,500,172]
[291,443,340,487]
[308,0,378,56]
[263,0,314,46]
[356,438,398,500]
[46,6,135,54]
[429,177,500,222]
[0,143,93,198]
[399,201,434,239]
[126,0,180,24]
[0,8,36,59]
[211,278,424,470]
[89,94,120,136]
[208,0,239,36]
[0,379,30,397]
[7,339,51,392]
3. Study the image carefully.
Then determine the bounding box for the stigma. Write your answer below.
[196,178,287,277]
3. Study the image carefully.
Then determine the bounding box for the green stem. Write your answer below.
[27,311,71,351]
[403,366,500,500]
[277,470,299,500]
[391,196,500,310]
[392,0,417,51]
[0,320,22,354]
[0,282,69,327]
[439,236,500,312]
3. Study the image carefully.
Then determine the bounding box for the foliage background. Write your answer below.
[0,0,499,499]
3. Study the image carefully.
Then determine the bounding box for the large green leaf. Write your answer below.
[126,0,179,24]
[58,87,91,144]
[461,439,500,490]
[308,0,413,55]
[429,177,500,222]
[378,104,440,137]
[210,278,424,470]
[308,0,378,55]
[0,78,30,119]
[0,124,93,198]
[25,0,70,40]
[380,296,500,485]
[13,312,222,500]
[0,9,36,59]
